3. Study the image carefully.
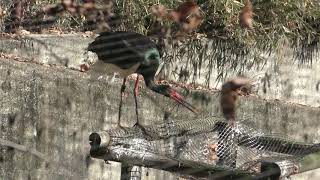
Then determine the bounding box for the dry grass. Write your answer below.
[0,0,319,81]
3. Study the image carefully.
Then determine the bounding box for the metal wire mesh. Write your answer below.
[90,115,320,179]
[1,2,319,179]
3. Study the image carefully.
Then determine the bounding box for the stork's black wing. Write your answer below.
[88,31,158,69]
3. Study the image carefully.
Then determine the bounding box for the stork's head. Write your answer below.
[143,48,161,65]
[151,84,198,114]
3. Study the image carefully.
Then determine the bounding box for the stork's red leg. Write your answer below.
[133,75,147,135]
[133,75,140,124]
[134,75,140,97]
[118,78,127,128]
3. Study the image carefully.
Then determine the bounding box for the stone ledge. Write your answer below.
[0,50,319,179]
[1,34,320,107]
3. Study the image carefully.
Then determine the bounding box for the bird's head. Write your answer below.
[221,78,252,93]
[122,40,161,65]
[144,48,161,65]
[152,84,198,114]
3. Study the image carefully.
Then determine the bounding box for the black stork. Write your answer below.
[87,31,198,128]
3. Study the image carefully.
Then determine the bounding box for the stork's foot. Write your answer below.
[118,78,127,126]
[117,123,130,133]
[117,122,147,135]
[133,122,148,136]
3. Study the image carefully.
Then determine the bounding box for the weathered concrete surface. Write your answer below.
[1,34,320,107]
[0,56,319,179]
[0,34,320,179]
[0,34,93,69]
[292,168,320,180]
[0,57,196,180]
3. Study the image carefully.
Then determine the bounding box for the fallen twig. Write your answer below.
[0,138,47,161]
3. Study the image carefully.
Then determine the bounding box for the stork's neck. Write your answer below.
[144,78,158,91]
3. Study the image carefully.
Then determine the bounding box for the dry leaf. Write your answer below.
[239,0,253,29]
[150,4,167,21]
[169,0,203,32]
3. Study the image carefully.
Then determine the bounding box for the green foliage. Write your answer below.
[113,0,319,63]
[0,0,319,64]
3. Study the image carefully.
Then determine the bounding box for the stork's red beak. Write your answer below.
[169,89,198,114]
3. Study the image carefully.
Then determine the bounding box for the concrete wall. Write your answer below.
[1,34,319,107]
[162,38,320,107]
[0,34,319,179]
[0,57,196,180]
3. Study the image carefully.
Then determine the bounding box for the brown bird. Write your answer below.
[42,4,65,16]
[150,4,168,21]
[239,0,253,29]
[42,0,75,16]
[220,78,252,127]
[169,0,203,33]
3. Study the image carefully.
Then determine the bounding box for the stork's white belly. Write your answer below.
[87,60,140,78]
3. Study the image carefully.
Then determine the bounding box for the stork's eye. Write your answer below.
[148,53,159,60]
[144,48,160,64]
